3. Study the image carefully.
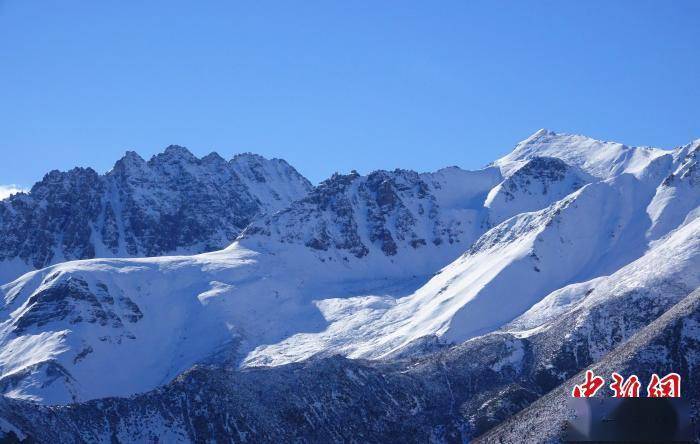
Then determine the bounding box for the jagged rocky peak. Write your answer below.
[148,145,222,173]
[0,146,313,284]
[240,167,486,263]
[292,170,360,210]
[201,151,227,166]
[664,139,700,186]
[0,167,105,271]
[146,145,200,169]
[232,152,313,192]
[161,144,195,157]
[29,166,103,196]
[231,151,270,169]
[120,150,145,162]
[110,150,147,177]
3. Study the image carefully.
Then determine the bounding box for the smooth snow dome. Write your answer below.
[0,130,698,405]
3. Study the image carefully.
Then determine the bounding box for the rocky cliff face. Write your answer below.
[485,156,591,224]
[476,287,700,443]
[240,167,500,262]
[0,146,312,284]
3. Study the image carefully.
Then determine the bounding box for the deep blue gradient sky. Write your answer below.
[1,1,699,186]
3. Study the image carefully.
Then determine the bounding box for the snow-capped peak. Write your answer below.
[201,151,227,166]
[494,129,671,179]
[230,153,313,212]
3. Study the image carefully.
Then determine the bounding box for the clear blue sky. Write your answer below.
[1,1,699,187]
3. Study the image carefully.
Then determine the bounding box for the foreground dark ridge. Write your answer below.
[475,286,700,443]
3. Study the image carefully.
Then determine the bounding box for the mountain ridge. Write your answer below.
[0,146,312,284]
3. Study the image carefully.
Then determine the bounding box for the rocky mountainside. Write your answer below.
[484,156,592,225]
[0,164,506,405]
[476,287,700,443]
[0,130,698,442]
[240,166,502,272]
[0,146,312,284]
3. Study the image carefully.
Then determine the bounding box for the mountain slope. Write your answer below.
[0,165,504,405]
[1,278,697,443]
[244,191,699,366]
[484,156,592,225]
[0,146,312,284]
[475,286,700,443]
[646,139,700,240]
[240,166,501,273]
[493,129,671,179]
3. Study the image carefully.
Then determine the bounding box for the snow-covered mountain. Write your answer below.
[243,170,695,366]
[0,129,698,442]
[240,166,501,275]
[0,146,312,284]
[0,164,504,404]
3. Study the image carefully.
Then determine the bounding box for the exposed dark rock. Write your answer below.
[0,148,312,282]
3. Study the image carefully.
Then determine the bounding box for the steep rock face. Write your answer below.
[485,156,591,224]
[0,168,105,271]
[239,166,501,271]
[0,147,312,284]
